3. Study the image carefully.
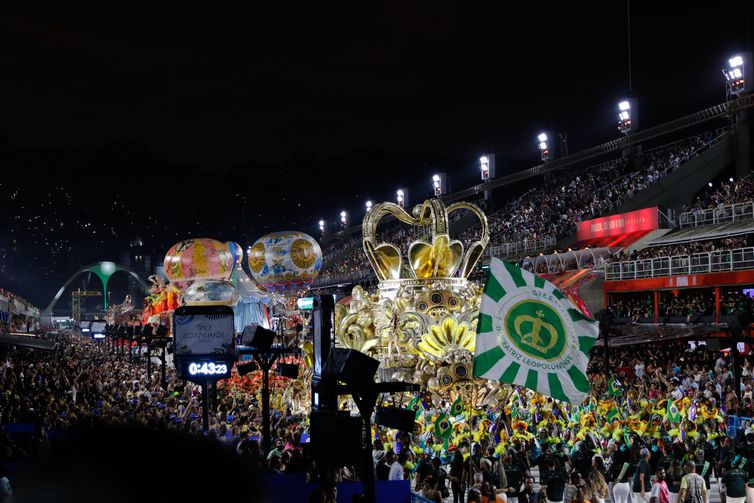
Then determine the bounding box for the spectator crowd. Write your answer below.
[1,327,754,502]
[314,132,719,288]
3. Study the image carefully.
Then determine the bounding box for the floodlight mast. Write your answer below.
[538,132,550,162]
[617,99,637,135]
[723,52,750,100]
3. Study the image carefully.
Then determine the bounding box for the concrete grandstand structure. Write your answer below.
[313,94,754,333]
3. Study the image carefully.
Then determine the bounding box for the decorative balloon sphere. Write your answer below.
[164,238,235,287]
[247,231,322,296]
[184,280,239,307]
[226,241,244,266]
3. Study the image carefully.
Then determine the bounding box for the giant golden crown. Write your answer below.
[362,198,489,283]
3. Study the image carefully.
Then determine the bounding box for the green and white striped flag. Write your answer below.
[473,258,598,404]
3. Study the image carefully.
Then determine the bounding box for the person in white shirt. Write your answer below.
[389,452,408,481]
[635,361,645,379]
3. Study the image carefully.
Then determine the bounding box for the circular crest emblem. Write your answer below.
[504,299,566,361]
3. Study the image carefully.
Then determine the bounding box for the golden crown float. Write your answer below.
[334,198,507,411]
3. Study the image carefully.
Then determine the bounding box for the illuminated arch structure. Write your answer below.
[43,261,148,316]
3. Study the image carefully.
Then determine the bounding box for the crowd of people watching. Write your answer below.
[681,177,754,227]
[613,237,751,264]
[1,320,754,501]
[313,132,718,288]
[607,289,754,325]
[487,133,714,254]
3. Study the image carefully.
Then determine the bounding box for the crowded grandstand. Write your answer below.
[3,57,754,503]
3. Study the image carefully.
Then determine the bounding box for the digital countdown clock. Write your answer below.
[182,360,232,380]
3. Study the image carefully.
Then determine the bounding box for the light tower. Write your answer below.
[432,173,448,196]
[724,53,753,178]
[339,211,349,230]
[396,189,409,208]
[723,53,751,98]
[480,155,495,181]
[318,219,326,236]
[537,132,550,162]
[617,99,638,135]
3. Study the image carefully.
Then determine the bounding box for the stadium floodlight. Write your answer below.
[365,200,373,212]
[396,189,407,208]
[617,99,634,135]
[340,211,349,229]
[480,155,495,181]
[537,133,550,162]
[723,53,751,97]
[431,173,447,196]
[318,219,325,235]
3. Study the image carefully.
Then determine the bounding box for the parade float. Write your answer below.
[332,198,507,411]
[105,294,142,326]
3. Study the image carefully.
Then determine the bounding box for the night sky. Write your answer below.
[0,4,750,308]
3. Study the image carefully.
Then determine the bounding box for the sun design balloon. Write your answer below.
[247,231,322,297]
[164,238,235,290]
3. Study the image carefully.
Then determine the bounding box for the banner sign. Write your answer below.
[173,306,236,357]
[577,207,659,241]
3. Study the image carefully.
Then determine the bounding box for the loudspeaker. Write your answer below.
[142,324,153,337]
[310,411,362,467]
[323,348,379,387]
[241,324,275,351]
[155,324,168,337]
[237,361,258,376]
[375,406,415,432]
[277,363,299,379]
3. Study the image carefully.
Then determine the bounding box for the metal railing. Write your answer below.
[486,236,557,259]
[310,270,375,288]
[605,247,754,280]
[679,200,754,228]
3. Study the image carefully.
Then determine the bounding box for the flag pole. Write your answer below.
[596,309,612,380]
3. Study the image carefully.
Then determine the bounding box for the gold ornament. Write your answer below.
[414,317,476,361]
[362,198,489,281]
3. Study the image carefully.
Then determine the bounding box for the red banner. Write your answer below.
[577,207,659,241]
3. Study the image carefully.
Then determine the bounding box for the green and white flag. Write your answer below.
[473,258,598,404]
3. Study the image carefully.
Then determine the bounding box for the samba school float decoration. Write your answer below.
[333,198,506,409]
[333,196,599,414]
[163,238,238,306]
[247,231,322,298]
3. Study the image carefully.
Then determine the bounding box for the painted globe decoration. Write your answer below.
[226,241,244,266]
[164,238,235,290]
[248,231,322,296]
[184,280,239,307]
